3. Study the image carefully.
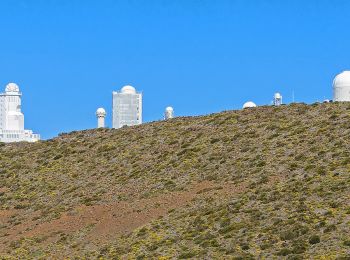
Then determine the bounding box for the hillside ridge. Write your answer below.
[1,102,350,259]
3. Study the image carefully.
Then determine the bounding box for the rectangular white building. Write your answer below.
[0,83,40,143]
[0,129,40,143]
[112,85,142,129]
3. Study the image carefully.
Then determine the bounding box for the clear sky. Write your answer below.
[1,0,350,139]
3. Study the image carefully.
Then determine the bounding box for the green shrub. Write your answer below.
[178,251,196,259]
[309,235,320,244]
[277,248,292,256]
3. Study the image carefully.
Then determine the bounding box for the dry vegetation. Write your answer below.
[0,102,350,259]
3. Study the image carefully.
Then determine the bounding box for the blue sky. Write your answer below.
[0,0,350,139]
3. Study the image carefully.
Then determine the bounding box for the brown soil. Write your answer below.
[0,180,247,252]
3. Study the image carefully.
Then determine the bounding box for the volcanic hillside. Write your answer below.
[1,103,350,259]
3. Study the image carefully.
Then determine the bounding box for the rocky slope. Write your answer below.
[0,102,350,259]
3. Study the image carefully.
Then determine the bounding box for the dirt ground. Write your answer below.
[0,180,246,253]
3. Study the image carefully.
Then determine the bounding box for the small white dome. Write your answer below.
[333,71,350,101]
[5,83,20,92]
[121,85,136,94]
[96,107,106,116]
[243,101,257,109]
[274,92,282,99]
[164,106,174,119]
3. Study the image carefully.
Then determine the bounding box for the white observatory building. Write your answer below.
[0,83,40,143]
[243,101,257,109]
[164,106,174,119]
[112,85,142,129]
[273,92,282,106]
[333,71,350,101]
[96,107,106,128]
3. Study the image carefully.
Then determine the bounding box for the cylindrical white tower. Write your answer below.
[2,83,24,131]
[273,92,282,106]
[242,101,257,109]
[164,106,174,119]
[333,71,350,101]
[96,108,106,128]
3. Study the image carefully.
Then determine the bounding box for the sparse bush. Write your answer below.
[277,248,292,256]
[309,235,320,244]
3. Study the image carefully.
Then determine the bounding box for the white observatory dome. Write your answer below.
[96,107,106,116]
[243,101,257,109]
[121,85,136,94]
[164,106,174,119]
[5,83,20,92]
[274,92,282,99]
[333,71,350,101]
